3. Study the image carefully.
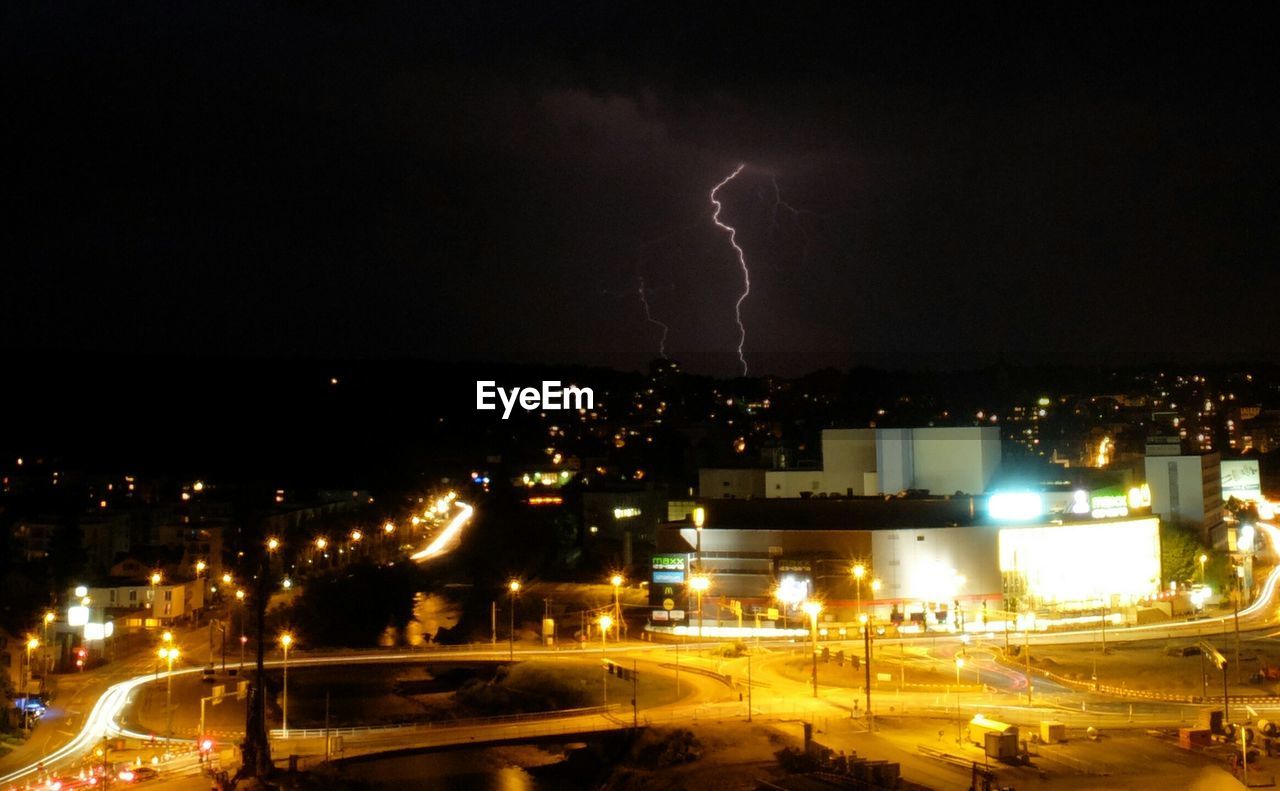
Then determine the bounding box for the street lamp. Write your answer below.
[157,646,180,742]
[689,575,710,639]
[195,560,206,575]
[279,632,294,737]
[149,571,162,626]
[610,574,624,627]
[598,614,613,647]
[22,637,39,728]
[955,654,965,684]
[598,614,613,702]
[1199,553,1208,584]
[851,564,866,618]
[693,507,705,572]
[267,537,280,552]
[802,600,822,698]
[42,612,54,676]
[508,580,521,660]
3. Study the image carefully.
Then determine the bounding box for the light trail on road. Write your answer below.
[410,501,473,561]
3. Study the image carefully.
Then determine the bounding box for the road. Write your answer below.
[0,641,734,789]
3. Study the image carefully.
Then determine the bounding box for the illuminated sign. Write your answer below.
[613,507,641,520]
[527,496,563,506]
[1070,490,1090,515]
[83,621,114,641]
[652,570,684,584]
[1127,484,1151,509]
[651,556,686,571]
[68,605,89,627]
[988,492,1043,521]
[998,517,1160,606]
[1222,460,1262,501]
[1089,494,1129,519]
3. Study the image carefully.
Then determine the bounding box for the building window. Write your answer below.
[129,590,137,602]
[164,590,172,601]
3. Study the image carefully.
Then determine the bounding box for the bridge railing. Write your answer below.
[270,705,619,740]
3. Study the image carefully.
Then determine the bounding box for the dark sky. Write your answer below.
[6,4,1279,375]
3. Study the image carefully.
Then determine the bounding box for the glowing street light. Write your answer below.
[150,571,162,586]
[851,564,867,618]
[1199,553,1209,584]
[802,600,822,697]
[267,537,280,552]
[955,654,965,684]
[221,573,233,586]
[382,521,395,534]
[508,580,521,660]
[610,574,624,627]
[598,613,613,646]
[195,560,207,575]
[350,529,362,543]
[314,537,328,551]
[278,633,294,737]
[689,575,710,639]
[157,646,180,742]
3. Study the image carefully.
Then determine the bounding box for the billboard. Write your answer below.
[1222,460,1262,501]
[649,554,687,621]
[998,517,1161,607]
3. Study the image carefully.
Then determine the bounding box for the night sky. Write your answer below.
[6,5,1280,375]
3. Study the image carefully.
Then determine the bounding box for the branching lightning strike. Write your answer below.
[637,275,670,359]
[710,163,751,376]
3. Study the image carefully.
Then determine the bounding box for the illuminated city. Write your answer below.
[6,6,1280,791]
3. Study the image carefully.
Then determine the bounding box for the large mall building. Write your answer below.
[649,426,1194,636]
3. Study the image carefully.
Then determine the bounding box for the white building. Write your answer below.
[75,579,205,630]
[699,468,766,499]
[764,426,1001,498]
[1144,444,1222,539]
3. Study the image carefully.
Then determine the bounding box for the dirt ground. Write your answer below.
[1029,634,1280,697]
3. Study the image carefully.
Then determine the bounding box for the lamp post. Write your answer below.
[42,612,54,677]
[851,564,866,619]
[860,613,873,730]
[279,633,293,737]
[158,646,179,742]
[610,574,624,632]
[150,571,163,628]
[955,654,965,684]
[802,600,822,698]
[693,507,705,573]
[598,614,613,703]
[508,580,521,660]
[1199,553,1208,585]
[689,575,710,640]
[23,637,38,728]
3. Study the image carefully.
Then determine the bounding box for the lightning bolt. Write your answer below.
[710,163,751,376]
[636,274,670,359]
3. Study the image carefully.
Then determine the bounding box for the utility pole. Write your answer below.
[491,601,496,645]
[747,652,752,722]
[632,659,638,728]
[1234,570,1243,685]
[863,620,873,731]
[1024,614,1032,706]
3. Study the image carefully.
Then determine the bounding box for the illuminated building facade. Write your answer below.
[652,494,1162,632]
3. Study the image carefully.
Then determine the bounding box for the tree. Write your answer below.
[1160,522,1203,586]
